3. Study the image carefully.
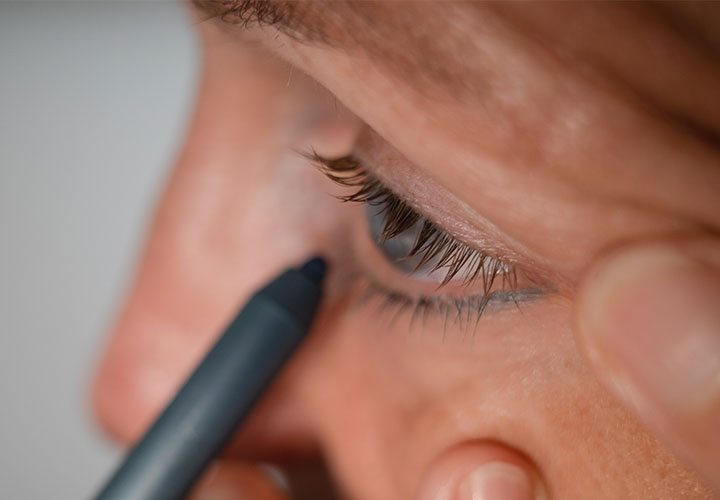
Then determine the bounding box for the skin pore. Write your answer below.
[92,2,720,499]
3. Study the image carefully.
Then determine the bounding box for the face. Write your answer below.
[92,2,720,499]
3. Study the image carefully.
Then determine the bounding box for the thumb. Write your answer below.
[187,461,289,500]
[575,237,720,491]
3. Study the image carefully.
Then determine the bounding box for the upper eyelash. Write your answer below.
[309,153,518,295]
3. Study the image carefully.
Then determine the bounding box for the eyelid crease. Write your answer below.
[308,152,520,295]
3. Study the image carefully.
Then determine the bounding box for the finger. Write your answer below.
[575,238,720,491]
[414,441,548,500]
[187,461,288,500]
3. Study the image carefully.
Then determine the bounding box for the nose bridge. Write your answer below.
[91,50,329,447]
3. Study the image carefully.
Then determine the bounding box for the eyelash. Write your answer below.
[310,153,520,296]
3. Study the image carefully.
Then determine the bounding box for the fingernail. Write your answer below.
[579,246,720,414]
[456,462,533,500]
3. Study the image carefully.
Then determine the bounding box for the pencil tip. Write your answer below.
[298,257,327,284]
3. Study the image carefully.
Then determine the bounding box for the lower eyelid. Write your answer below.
[354,273,550,336]
[362,265,549,308]
[365,276,546,308]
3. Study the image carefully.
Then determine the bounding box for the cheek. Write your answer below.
[294,296,706,499]
[293,298,580,497]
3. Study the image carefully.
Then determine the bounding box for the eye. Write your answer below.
[311,153,518,293]
[366,203,497,285]
[308,151,550,329]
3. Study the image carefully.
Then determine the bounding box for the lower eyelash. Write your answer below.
[359,277,546,338]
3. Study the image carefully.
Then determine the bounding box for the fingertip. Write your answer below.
[414,442,547,500]
[575,244,720,414]
[574,241,720,491]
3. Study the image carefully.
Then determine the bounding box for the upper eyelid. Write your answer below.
[309,152,493,255]
[310,152,440,231]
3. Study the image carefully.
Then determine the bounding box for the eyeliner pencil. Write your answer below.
[94,257,327,500]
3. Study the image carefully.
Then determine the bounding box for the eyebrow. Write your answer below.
[192,0,365,45]
[191,0,474,95]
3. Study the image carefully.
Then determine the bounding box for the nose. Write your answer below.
[90,31,348,460]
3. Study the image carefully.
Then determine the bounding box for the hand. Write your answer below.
[575,236,720,492]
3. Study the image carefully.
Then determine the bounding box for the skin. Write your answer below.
[91,3,720,499]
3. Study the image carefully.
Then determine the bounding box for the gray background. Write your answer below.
[0,2,198,497]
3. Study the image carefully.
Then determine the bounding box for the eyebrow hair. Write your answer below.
[192,0,360,45]
[190,0,720,112]
[191,0,475,95]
